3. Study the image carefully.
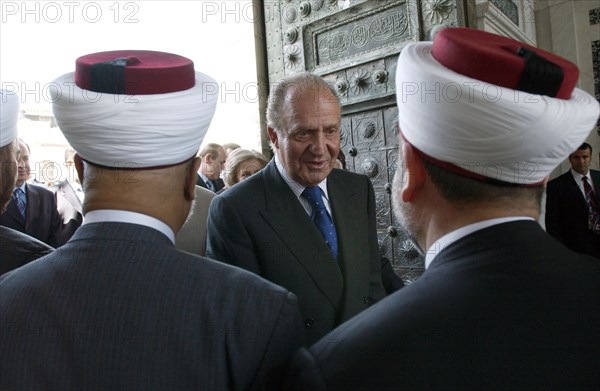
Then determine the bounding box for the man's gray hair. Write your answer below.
[266,72,339,131]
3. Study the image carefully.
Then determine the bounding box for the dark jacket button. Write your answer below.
[304,318,314,327]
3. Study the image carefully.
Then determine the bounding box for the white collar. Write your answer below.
[82,209,175,243]
[424,217,535,269]
[14,182,26,193]
[570,168,593,183]
[198,172,211,184]
[274,153,329,200]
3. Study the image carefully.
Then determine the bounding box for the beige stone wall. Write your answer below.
[535,0,600,175]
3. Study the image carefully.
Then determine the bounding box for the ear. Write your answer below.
[74,153,85,185]
[400,143,426,203]
[184,157,201,201]
[267,127,279,149]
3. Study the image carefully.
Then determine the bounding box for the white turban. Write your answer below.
[50,71,218,168]
[0,89,20,148]
[395,42,599,184]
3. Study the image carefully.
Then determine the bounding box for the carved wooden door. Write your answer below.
[258,0,467,283]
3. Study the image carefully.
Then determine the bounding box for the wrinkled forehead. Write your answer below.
[285,84,338,104]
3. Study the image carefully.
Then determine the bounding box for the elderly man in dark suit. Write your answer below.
[0,138,63,247]
[286,28,600,390]
[546,142,600,258]
[206,72,385,345]
[0,90,54,275]
[0,50,304,390]
[196,143,226,192]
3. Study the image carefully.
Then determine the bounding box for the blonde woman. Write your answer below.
[220,148,268,192]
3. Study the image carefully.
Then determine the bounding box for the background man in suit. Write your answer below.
[196,143,226,192]
[0,138,63,247]
[0,50,304,390]
[546,142,600,258]
[206,72,385,344]
[0,90,53,275]
[286,28,600,390]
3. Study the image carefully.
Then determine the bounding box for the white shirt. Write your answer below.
[274,154,333,216]
[14,182,26,195]
[570,169,596,198]
[83,209,175,244]
[424,217,536,269]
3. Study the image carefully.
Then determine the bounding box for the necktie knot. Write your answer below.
[302,186,326,211]
[13,187,26,220]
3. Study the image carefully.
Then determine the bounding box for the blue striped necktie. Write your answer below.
[302,186,338,259]
[13,188,26,220]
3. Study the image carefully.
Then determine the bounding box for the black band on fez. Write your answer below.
[81,154,197,171]
[516,47,564,98]
[90,57,129,94]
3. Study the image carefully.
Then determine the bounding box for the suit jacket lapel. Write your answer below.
[5,196,25,227]
[196,174,208,189]
[591,171,600,205]
[259,161,344,308]
[25,184,40,228]
[565,173,587,205]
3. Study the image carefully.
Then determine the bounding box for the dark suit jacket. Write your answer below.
[546,169,600,258]
[0,222,304,390]
[285,221,600,390]
[0,226,53,275]
[196,173,225,192]
[0,183,62,247]
[206,160,385,344]
[49,179,83,244]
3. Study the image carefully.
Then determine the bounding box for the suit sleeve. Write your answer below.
[365,178,386,303]
[206,195,262,274]
[251,292,306,390]
[283,348,327,391]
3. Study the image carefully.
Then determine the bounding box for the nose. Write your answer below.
[309,131,327,155]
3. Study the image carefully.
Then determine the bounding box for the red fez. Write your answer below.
[74,50,196,95]
[431,28,579,100]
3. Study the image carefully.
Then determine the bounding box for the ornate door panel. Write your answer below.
[259,0,466,283]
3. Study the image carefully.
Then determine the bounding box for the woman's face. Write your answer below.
[235,159,264,184]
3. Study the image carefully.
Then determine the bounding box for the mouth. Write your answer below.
[305,160,329,170]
